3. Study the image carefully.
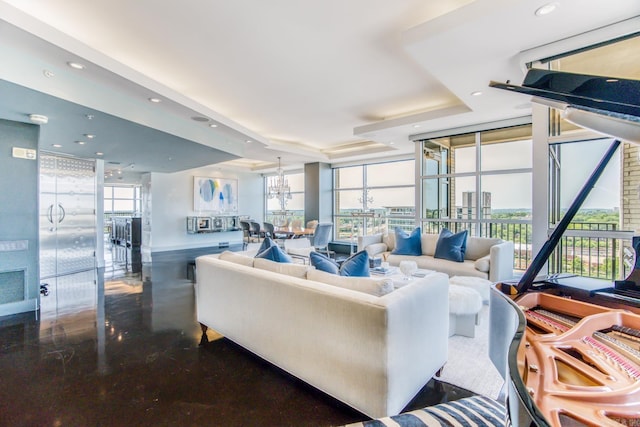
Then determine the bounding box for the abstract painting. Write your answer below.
[193,176,238,213]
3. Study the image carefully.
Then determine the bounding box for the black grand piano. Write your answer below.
[488,69,640,427]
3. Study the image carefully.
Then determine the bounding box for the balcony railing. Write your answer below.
[419,220,632,281]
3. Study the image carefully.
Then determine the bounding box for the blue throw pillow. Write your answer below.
[256,236,277,255]
[434,229,468,262]
[391,227,422,256]
[255,244,292,263]
[310,251,340,274]
[339,250,370,277]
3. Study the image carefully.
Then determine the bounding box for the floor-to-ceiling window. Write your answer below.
[104,185,142,221]
[533,34,640,280]
[333,159,415,242]
[419,123,533,270]
[264,171,305,227]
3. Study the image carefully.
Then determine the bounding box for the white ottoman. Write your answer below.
[448,284,483,338]
[449,275,492,304]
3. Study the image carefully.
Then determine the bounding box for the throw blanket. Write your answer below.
[344,396,506,427]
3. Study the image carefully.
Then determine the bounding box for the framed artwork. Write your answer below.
[193,176,238,213]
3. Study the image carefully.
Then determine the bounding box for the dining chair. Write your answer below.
[284,222,334,262]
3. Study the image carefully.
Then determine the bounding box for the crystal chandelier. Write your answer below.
[267,157,292,214]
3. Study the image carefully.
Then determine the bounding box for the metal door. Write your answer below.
[39,154,96,280]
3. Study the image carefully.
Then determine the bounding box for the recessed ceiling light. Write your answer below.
[245,140,252,144]
[148,97,161,103]
[67,61,85,70]
[389,142,395,145]
[52,144,62,148]
[606,79,619,83]
[209,124,218,128]
[191,116,209,122]
[85,114,94,120]
[535,2,558,16]
[413,124,421,128]
[43,69,55,78]
[471,91,483,96]
[75,140,86,145]
[96,152,103,156]
[84,134,95,139]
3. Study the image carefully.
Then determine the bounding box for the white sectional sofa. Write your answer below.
[358,232,514,282]
[195,253,449,418]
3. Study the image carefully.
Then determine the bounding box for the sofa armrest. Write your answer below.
[357,233,384,252]
[489,241,515,282]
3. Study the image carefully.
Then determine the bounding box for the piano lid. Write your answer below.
[490,69,640,144]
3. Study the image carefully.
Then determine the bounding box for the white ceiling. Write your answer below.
[0,0,639,176]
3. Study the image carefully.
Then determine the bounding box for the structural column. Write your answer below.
[304,162,332,224]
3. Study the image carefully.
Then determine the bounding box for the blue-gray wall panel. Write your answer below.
[0,119,39,315]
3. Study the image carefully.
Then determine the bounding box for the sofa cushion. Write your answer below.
[392,227,422,256]
[310,251,339,274]
[339,250,370,277]
[465,237,502,260]
[255,245,292,263]
[219,250,255,267]
[434,229,468,262]
[474,255,491,273]
[382,232,395,252]
[307,269,393,296]
[421,233,439,256]
[365,242,388,257]
[388,254,488,280]
[253,258,311,279]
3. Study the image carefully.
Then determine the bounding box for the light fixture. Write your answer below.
[389,141,395,145]
[75,141,86,145]
[413,124,421,128]
[96,152,103,156]
[84,134,95,139]
[67,61,85,70]
[245,140,252,144]
[358,189,374,206]
[148,97,161,103]
[267,157,292,217]
[535,2,558,16]
[191,116,209,122]
[471,91,483,96]
[52,144,62,148]
[209,123,218,128]
[29,114,48,124]
[43,69,55,78]
[85,114,94,120]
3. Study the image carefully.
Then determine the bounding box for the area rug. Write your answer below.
[437,305,504,399]
[344,395,506,427]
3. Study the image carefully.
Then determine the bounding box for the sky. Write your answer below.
[272,137,621,213]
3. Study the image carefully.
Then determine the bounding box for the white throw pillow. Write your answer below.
[382,233,395,252]
[365,242,388,257]
[253,258,311,279]
[307,269,394,296]
[421,233,439,256]
[219,251,255,267]
[473,255,491,273]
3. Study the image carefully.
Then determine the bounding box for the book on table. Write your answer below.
[370,266,398,276]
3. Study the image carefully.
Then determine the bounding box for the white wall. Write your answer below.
[149,166,263,252]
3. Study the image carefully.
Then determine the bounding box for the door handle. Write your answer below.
[58,203,65,223]
[47,204,54,224]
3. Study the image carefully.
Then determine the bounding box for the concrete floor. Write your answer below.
[0,253,473,427]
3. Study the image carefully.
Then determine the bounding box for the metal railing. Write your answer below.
[420,220,631,281]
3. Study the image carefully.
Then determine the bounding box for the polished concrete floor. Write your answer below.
[0,255,474,427]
